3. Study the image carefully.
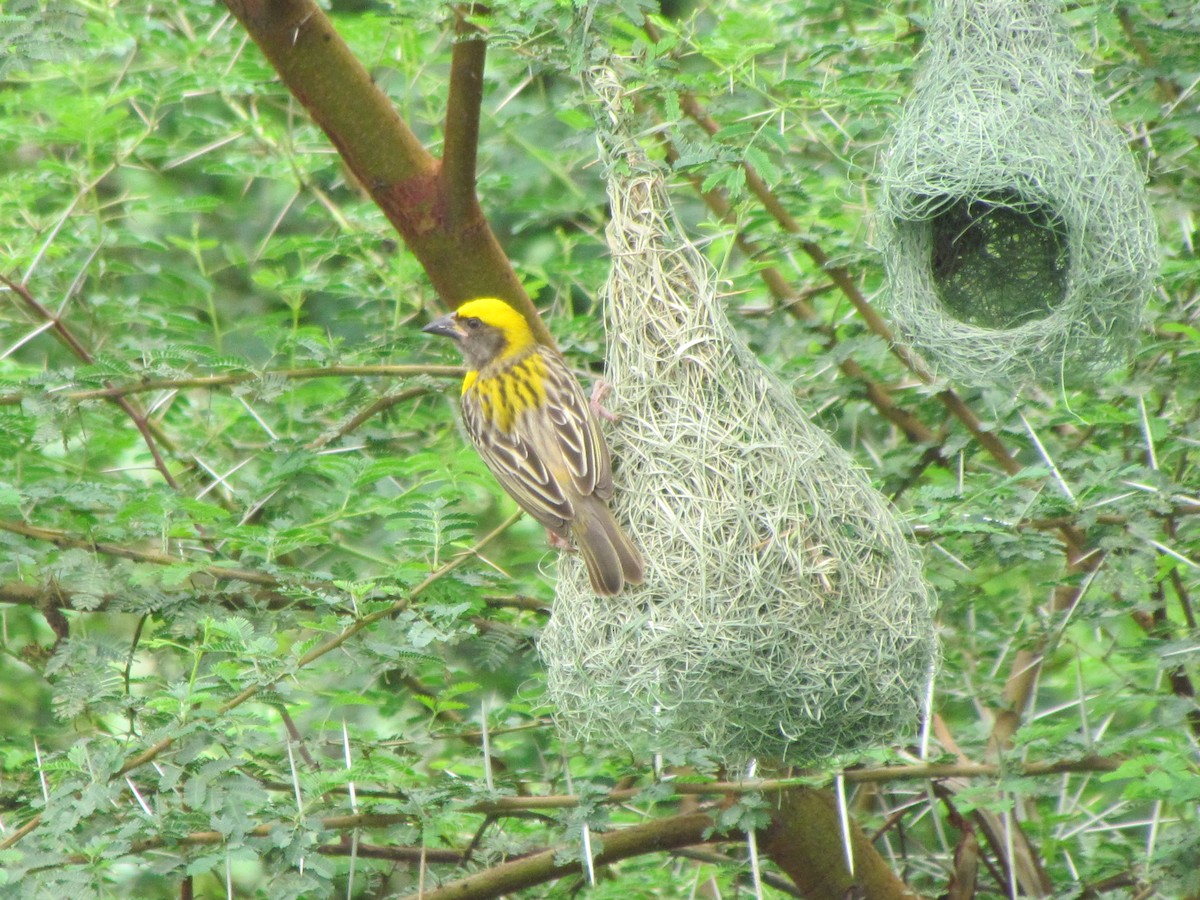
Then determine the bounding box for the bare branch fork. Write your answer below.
[220,0,552,342]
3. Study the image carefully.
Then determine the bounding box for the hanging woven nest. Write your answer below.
[540,63,937,766]
[877,0,1158,385]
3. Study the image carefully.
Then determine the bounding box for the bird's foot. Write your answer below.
[547,530,575,552]
[589,379,620,423]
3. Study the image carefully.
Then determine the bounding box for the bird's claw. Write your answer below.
[589,379,620,423]
[547,530,575,552]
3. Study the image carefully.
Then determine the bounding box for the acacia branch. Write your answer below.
[759,787,923,900]
[2,274,180,488]
[0,582,553,624]
[645,13,1200,760]
[309,385,437,449]
[51,814,465,868]
[47,811,720,897]
[221,0,552,343]
[453,756,1122,811]
[0,364,462,406]
[643,20,1026,477]
[0,520,285,589]
[658,141,937,448]
[0,748,1121,854]
[396,811,718,900]
[444,6,487,223]
[246,755,1125,810]
[317,840,464,864]
[0,512,522,851]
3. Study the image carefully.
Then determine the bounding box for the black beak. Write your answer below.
[422,313,464,340]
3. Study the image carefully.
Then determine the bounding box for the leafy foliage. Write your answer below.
[1,0,1198,897]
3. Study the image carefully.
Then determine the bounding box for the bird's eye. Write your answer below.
[463,317,482,330]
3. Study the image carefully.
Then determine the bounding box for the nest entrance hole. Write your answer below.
[928,193,1070,329]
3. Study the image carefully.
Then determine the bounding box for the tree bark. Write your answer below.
[399,811,717,900]
[758,788,923,900]
[222,0,552,344]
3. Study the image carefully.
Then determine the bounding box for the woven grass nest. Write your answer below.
[540,64,937,766]
[877,0,1158,386]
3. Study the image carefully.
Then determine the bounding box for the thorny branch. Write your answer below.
[639,12,1198,727]
[630,21,1200,892]
[0,364,463,406]
[0,512,522,852]
[2,274,181,488]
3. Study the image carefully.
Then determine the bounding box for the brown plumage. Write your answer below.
[422,298,644,595]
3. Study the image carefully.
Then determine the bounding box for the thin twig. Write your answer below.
[3,274,180,487]
[0,364,462,406]
[310,385,439,449]
[0,520,285,588]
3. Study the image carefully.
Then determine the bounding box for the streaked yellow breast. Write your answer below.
[463,350,548,434]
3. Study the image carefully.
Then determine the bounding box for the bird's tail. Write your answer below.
[571,500,645,596]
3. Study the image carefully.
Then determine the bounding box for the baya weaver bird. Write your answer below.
[422,298,645,595]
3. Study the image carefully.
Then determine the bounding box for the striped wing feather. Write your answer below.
[540,349,613,501]
[462,389,572,531]
[461,347,613,532]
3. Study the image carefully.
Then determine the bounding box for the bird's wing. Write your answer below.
[462,384,574,531]
[540,349,614,501]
